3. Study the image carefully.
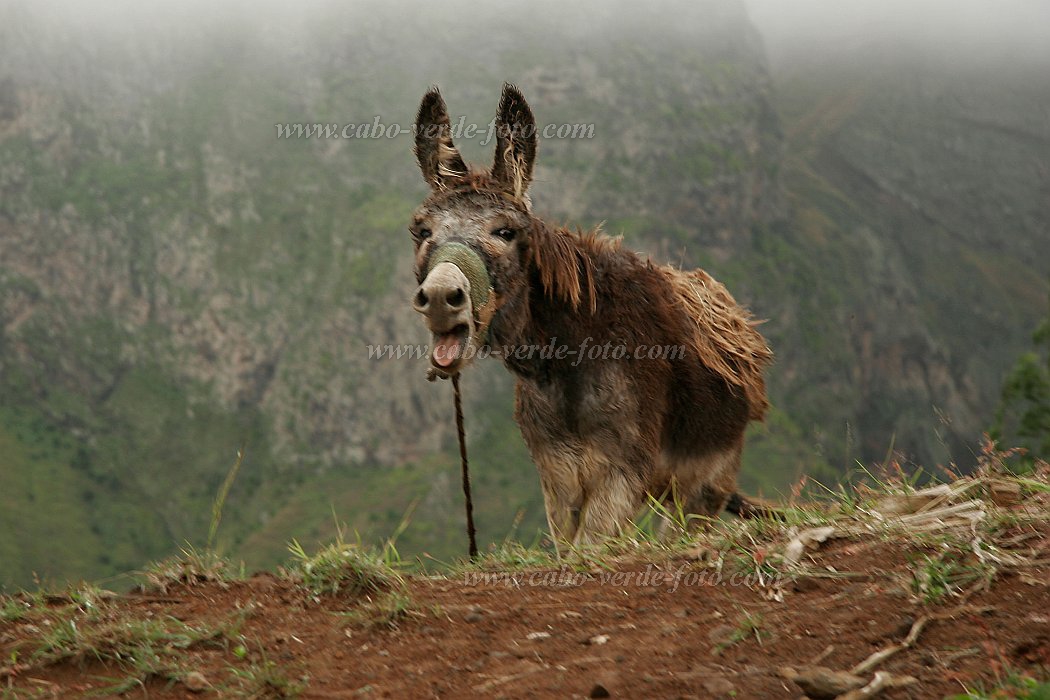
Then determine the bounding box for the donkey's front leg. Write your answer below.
[541,486,579,554]
[534,451,584,554]
[574,461,645,546]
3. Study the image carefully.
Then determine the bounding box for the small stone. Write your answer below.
[701,677,735,697]
[707,624,737,646]
[685,545,715,561]
[465,611,484,623]
[182,671,209,693]
[585,634,610,645]
[792,577,821,594]
[526,631,551,641]
[589,683,611,698]
[990,481,1022,506]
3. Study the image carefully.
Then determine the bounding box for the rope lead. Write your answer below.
[452,373,478,560]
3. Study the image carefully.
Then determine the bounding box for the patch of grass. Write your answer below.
[228,656,307,699]
[140,545,238,593]
[713,610,765,655]
[684,499,827,586]
[1,595,34,623]
[285,529,401,599]
[949,669,1050,699]
[910,550,996,605]
[341,589,422,632]
[459,542,560,572]
[722,536,787,584]
[28,613,224,693]
[0,687,53,700]
[1016,474,1050,495]
[4,590,254,694]
[1,586,114,628]
[626,491,700,548]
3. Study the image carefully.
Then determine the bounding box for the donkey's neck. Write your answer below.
[494,221,622,383]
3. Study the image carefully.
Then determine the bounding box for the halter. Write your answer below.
[425,242,497,346]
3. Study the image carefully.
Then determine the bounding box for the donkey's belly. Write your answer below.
[514,364,652,443]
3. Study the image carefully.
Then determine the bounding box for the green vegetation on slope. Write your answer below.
[994,302,1050,463]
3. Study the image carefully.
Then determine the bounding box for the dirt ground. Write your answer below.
[2,517,1048,699]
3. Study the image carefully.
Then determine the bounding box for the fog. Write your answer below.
[7,0,1050,69]
[11,1,1050,39]
[744,0,1050,66]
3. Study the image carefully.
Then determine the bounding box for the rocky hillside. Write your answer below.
[1,0,1047,589]
[765,39,1050,469]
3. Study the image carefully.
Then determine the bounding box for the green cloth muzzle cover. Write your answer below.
[426,242,491,311]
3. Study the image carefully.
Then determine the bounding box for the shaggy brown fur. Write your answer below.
[410,84,775,546]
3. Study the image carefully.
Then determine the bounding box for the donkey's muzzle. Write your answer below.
[411,246,493,377]
[413,262,473,331]
[413,243,493,376]
[413,261,477,373]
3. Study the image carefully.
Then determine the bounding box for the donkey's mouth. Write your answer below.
[431,323,471,370]
[413,258,484,377]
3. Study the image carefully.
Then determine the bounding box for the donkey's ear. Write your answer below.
[491,83,537,199]
[415,87,468,190]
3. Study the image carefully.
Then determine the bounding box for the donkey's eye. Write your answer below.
[493,227,516,241]
[417,228,432,240]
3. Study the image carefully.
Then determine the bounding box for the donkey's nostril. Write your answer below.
[413,288,429,310]
[447,287,466,309]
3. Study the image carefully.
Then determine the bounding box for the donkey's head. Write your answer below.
[410,84,539,377]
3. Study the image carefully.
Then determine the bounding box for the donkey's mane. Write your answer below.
[528,215,771,421]
[529,222,616,316]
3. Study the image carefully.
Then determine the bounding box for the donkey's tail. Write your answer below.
[725,492,785,520]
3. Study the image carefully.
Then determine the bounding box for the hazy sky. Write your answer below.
[745,0,1050,63]
[7,0,1050,67]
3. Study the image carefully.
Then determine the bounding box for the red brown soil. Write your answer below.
[2,526,1049,699]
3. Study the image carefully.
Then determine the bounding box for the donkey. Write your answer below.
[410,84,774,545]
